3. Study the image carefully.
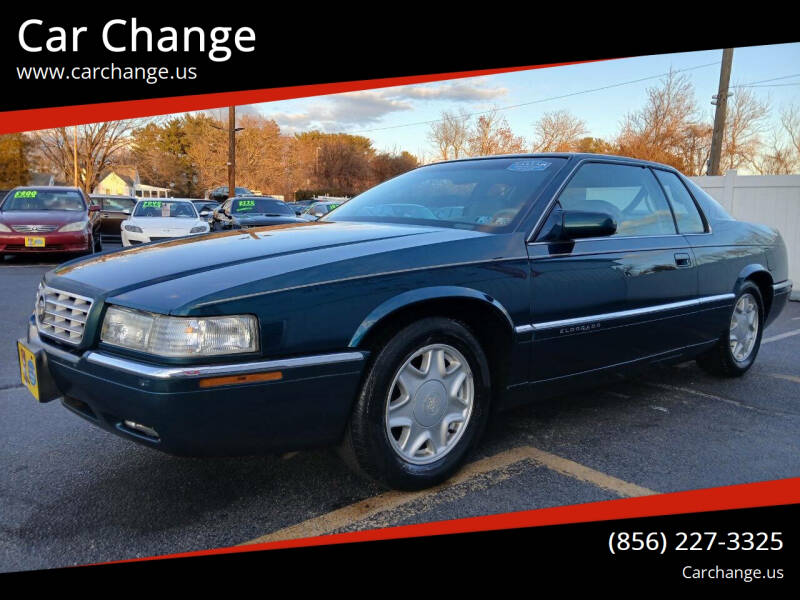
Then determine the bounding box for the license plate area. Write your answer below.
[24,237,46,247]
[17,338,61,402]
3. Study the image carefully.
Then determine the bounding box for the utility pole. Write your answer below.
[708,48,734,176]
[228,106,236,197]
[73,125,78,188]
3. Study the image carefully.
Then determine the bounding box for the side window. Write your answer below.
[683,177,734,221]
[556,163,676,237]
[653,170,706,234]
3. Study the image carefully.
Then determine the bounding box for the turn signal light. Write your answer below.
[198,371,283,388]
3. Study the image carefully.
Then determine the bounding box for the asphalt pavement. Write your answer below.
[1,247,799,572]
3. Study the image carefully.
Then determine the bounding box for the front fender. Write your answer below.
[347,286,515,347]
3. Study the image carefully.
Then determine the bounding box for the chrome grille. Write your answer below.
[13,225,58,233]
[36,287,93,345]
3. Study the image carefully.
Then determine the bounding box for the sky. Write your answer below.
[205,42,800,160]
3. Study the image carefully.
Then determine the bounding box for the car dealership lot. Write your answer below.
[1,250,799,572]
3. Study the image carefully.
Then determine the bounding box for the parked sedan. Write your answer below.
[0,186,102,259]
[298,200,344,221]
[121,199,209,246]
[16,154,792,490]
[90,194,136,242]
[208,186,252,202]
[192,200,220,225]
[211,196,305,230]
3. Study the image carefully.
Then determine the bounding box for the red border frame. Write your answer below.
[0,60,607,134]
[94,477,800,566]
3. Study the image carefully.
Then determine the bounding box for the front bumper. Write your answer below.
[121,229,204,246]
[0,231,90,253]
[26,318,367,456]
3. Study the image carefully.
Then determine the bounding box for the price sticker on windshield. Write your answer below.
[507,160,551,172]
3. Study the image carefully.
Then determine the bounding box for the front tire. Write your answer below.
[697,282,764,377]
[341,317,491,490]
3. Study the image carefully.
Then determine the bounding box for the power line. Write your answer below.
[732,73,800,87]
[733,83,800,89]
[337,61,722,135]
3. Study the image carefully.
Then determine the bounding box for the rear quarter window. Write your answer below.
[682,177,734,222]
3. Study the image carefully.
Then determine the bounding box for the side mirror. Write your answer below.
[123,208,131,215]
[560,210,617,240]
[200,210,209,217]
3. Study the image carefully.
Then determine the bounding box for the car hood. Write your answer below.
[0,210,86,226]
[47,220,494,314]
[128,217,203,231]
[232,214,305,225]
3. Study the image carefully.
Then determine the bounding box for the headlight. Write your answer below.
[0,222,10,232]
[189,225,208,234]
[124,224,143,233]
[59,220,89,232]
[100,306,259,357]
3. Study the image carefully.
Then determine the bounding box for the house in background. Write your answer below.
[94,167,172,199]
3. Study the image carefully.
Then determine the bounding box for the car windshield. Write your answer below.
[133,200,198,218]
[231,197,293,216]
[326,157,566,231]
[1,189,86,211]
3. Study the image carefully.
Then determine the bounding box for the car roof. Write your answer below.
[135,197,191,202]
[425,152,679,171]
[10,185,85,192]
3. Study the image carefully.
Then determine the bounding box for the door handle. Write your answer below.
[674,253,692,268]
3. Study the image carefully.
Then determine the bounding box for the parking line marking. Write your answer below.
[242,446,655,545]
[523,446,656,498]
[769,373,800,385]
[762,329,800,344]
[647,382,798,418]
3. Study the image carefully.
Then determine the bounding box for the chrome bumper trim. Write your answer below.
[773,280,793,294]
[515,293,735,334]
[28,315,366,380]
[84,350,366,379]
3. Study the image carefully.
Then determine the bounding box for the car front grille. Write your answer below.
[12,225,59,232]
[36,287,93,345]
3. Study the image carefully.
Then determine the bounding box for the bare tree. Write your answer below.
[615,70,701,170]
[752,103,800,174]
[780,103,800,158]
[532,110,587,152]
[677,123,713,176]
[468,109,526,156]
[0,133,30,187]
[31,120,145,193]
[721,86,769,172]
[428,110,471,160]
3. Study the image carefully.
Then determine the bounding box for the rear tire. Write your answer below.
[696,282,764,377]
[340,317,491,490]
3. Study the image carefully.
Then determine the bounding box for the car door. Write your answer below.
[100,196,135,239]
[526,160,699,382]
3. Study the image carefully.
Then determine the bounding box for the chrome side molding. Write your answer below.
[84,351,367,379]
[515,293,735,334]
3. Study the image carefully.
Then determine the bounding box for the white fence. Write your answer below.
[691,171,800,300]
